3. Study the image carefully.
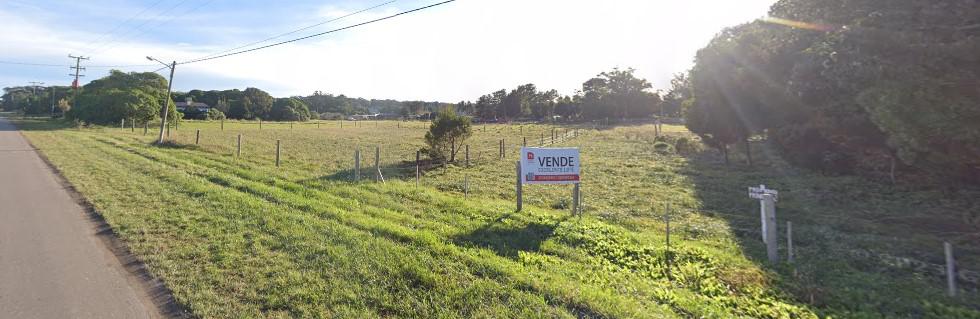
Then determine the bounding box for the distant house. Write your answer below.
[175,97,210,113]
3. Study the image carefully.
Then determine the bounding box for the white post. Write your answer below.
[764,193,778,263]
[787,221,794,263]
[945,242,957,297]
[759,184,768,243]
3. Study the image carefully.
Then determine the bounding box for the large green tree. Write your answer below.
[68,70,175,125]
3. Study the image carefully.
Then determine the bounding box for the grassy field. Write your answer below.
[12,118,980,318]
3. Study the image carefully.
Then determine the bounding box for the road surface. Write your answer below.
[0,117,160,318]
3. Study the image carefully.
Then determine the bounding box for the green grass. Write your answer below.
[12,118,979,318]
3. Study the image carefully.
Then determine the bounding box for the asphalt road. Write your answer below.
[0,117,158,318]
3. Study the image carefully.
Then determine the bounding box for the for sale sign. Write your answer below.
[520,147,580,184]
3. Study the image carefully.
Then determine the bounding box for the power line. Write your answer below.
[179,0,457,65]
[85,0,197,55]
[82,0,171,52]
[190,0,398,62]
[0,60,156,68]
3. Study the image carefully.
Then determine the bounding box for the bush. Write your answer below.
[206,108,226,121]
[653,141,673,154]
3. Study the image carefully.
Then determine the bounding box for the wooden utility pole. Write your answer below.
[68,55,88,108]
[149,59,176,144]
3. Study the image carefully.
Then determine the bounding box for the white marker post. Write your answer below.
[748,184,779,243]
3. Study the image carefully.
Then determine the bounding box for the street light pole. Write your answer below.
[148,56,176,144]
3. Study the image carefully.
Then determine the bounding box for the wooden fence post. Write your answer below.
[275,140,281,167]
[665,203,672,281]
[764,194,778,264]
[236,134,242,157]
[375,146,381,182]
[131,118,135,132]
[572,183,581,215]
[499,139,503,159]
[259,119,262,129]
[523,137,526,147]
[221,118,224,130]
[195,129,200,144]
[144,122,148,135]
[515,160,523,211]
[946,242,957,297]
[415,150,421,187]
[354,148,361,182]
[465,145,470,167]
[502,139,506,158]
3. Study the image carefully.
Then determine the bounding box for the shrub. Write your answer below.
[206,108,226,121]
[422,108,472,162]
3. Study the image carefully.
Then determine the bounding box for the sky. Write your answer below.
[0,0,777,102]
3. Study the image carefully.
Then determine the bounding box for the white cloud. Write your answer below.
[2,0,775,101]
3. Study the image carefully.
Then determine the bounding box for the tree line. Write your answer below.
[448,68,674,122]
[680,0,980,184]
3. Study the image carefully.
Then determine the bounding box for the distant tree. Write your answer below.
[662,73,692,117]
[422,108,473,162]
[579,68,660,120]
[206,108,225,121]
[57,98,71,113]
[270,97,312,121]
[239,87,273,120]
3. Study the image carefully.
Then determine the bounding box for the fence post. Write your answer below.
[551,129,555,144]
[121,118,125,129]
[317,121,320,129]
[541,133,544,145]
[131,118,135,132]
[275,140,281,167]
[515,160,523,211]
[451,138,456,162]
[144,122,148,135]
[502,139,506,158]
[946,242,957,297]
[499,139,503,159]
[236,134,242,157]
[665,202,672,281]
[415,150,421,187]
[787,221,794,263]
[259,119,262,129]
[291,123,294,130]
[375,145,381,182]
[764,194,778,264]
[221,118,224,130]
[523,137,527,147]
[572,183,580,215]
[465,145,470,167]
[166,122,170,138]
[195,129,200,144]
[354,148,361,182]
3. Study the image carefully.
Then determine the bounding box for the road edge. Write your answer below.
[13,122,192,319]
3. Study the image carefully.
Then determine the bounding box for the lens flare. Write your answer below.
[763,16,837,32]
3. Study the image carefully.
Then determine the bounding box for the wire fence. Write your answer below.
[97,120,980,297]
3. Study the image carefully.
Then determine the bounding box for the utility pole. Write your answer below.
[28,81,44,95]
[68,55,88,107]
[147,56,176,144]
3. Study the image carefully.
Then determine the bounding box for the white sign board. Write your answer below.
[748,185,779,202]
[520,147,580,185]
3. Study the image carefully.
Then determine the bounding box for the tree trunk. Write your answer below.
[744,139,753,166]
[450,137,457,162]
[722,145,730,166]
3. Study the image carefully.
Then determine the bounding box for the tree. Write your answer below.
[270,97,312,121]
[68,70,174,125]
[422,108,473,162]
[662,73,692,118]
[579,68,660,120]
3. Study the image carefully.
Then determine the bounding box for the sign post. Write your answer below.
[519,147,581,214]
[748,184,779,243]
